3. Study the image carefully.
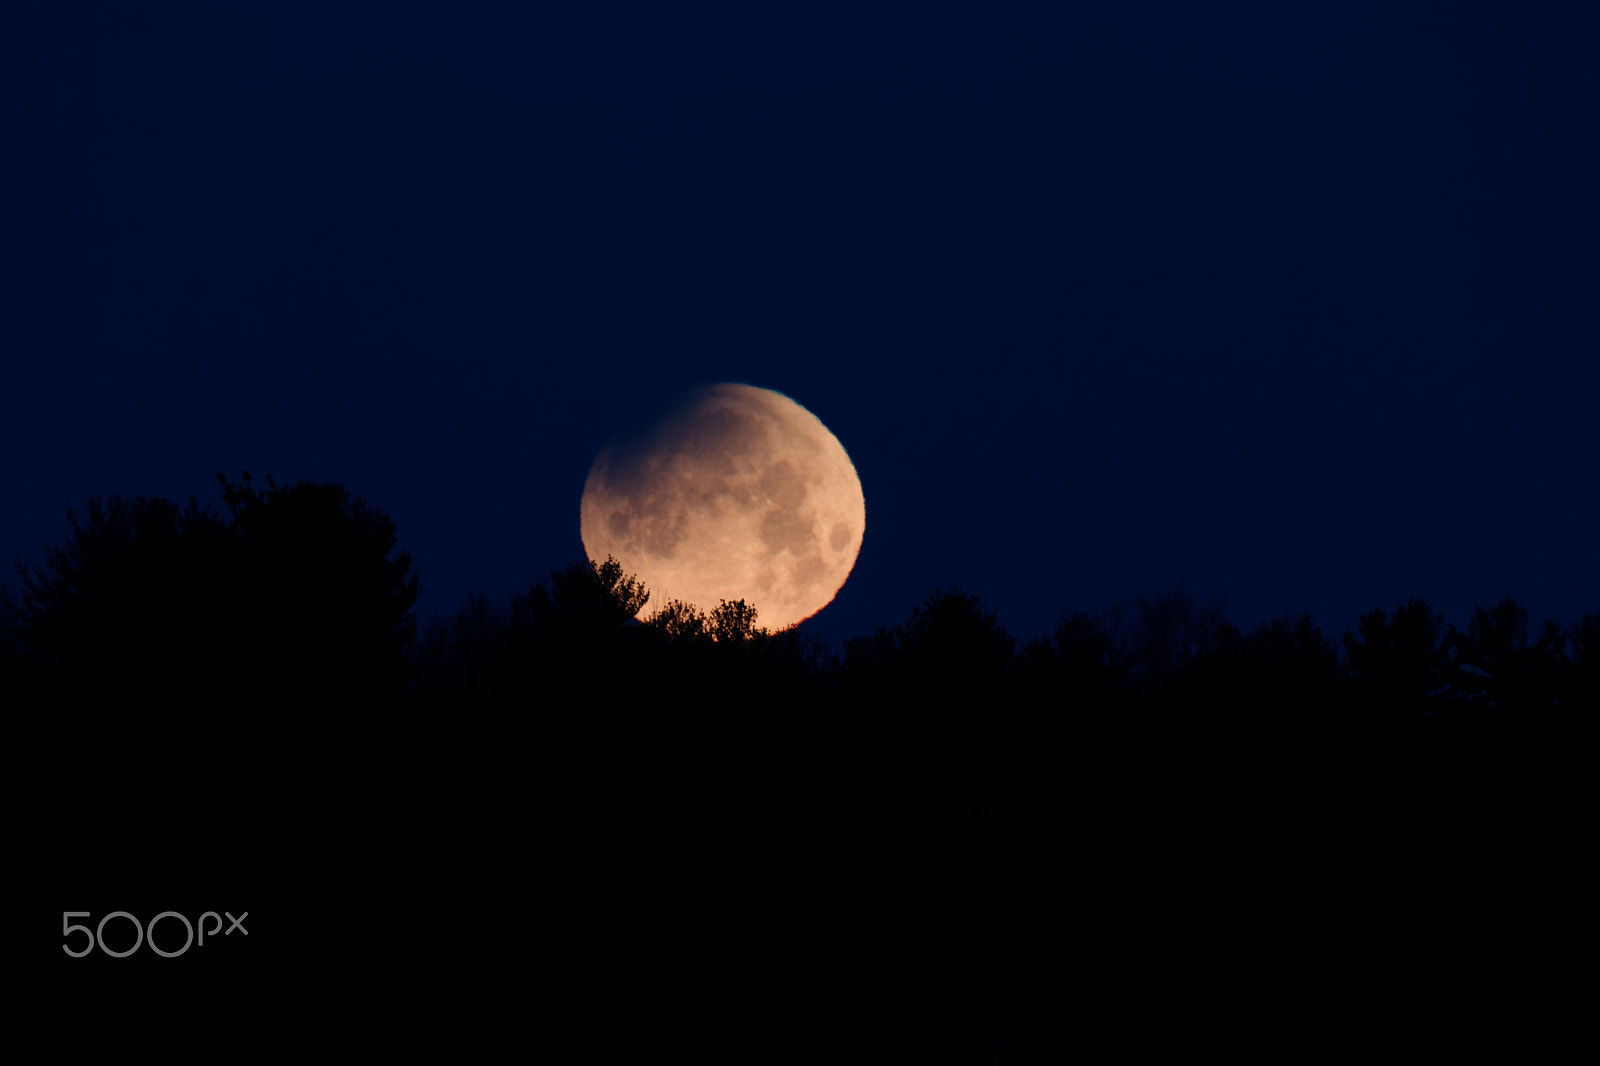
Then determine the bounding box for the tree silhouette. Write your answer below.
[524,554,650,636]
[212,471,420,781]
[1442,596,1566,722]
[217,471,418,667]
[709,597,766,643]
[1006,608,1130,785]
[1243,611,1339,685]
[1341,597,1451,712]
[643,594,769,645]
[10,493,232,676]
[1102,581,1233,699]
[408,584,524,754]
[644,596,710,641]
[8,475,421,812]
[1237,611,1340,731]
[1050,609,1130,699]
[8,493,238,812]
[838,587,1015,747]
[1563,613,1599,719]
[899,587,1015,681]
[509,555,679,825]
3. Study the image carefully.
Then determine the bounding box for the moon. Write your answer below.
[580,383,865,631]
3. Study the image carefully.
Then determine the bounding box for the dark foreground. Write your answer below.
[20,677,1596,1064]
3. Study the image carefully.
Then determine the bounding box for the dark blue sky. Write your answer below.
[4,1,1596,650]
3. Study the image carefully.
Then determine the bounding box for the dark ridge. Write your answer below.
[8,477,1596,1063]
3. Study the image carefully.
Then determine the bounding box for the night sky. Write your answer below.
[6,1,1596,651]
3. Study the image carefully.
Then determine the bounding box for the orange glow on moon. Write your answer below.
[579,383,865,630]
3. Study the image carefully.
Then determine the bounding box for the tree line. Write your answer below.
[7,474,1596,1063]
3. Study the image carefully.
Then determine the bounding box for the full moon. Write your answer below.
[580,383,866,630]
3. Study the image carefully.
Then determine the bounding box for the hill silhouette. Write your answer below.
[7,474,1596,1063]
